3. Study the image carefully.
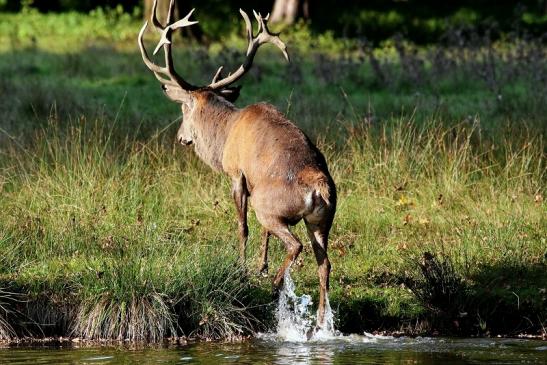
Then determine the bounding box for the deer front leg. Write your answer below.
[258,229,270,275]
[232,173,249,263]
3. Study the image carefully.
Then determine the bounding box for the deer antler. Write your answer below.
[207,9,290,90]
[138,3,289,98]
[137,0,198,90]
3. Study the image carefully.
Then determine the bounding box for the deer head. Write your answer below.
[138,0,289,146]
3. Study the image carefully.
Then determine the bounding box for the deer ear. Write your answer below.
[161,84,192,104]
[217,86,241,103]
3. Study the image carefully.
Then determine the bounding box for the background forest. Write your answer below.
[2,0,547,42]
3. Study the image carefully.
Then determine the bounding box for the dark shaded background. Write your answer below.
[2,0,546,42]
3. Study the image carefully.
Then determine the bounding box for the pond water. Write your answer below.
[1,336,546,364]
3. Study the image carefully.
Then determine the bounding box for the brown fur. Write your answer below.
[186,92,238,171]
[297,166,332,206]
[222,103,334,195]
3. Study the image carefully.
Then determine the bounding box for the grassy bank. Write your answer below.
[0,12,546,341]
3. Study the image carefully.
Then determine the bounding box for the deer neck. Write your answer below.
[191,94,238,171]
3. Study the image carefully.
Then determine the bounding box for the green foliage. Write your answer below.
[0,120,266,341]
[404,253,467,318]
[2,1,546,42]
[0,8,139,50]
[175,253,265,339]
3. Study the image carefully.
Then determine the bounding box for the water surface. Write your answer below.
[1,336,546,364]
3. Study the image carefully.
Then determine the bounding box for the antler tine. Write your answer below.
[211,66,224,84]
[240,10,254,56]
[137,6,198,91]
[254,11,289,62]
[168,8,198,33]
[150,0,164,32]
[153,8,198,55]
[208,9,290,90]
[138,21,164,74]
[165,0,176,24]
[252,10,265,33]
[138,22,177,85]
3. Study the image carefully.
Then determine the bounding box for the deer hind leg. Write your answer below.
[232,173,249,263]
[305,220,332,327]
[258,229,270,275]
[257,216,303,293]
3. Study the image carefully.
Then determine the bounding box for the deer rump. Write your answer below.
[223,103,334,225]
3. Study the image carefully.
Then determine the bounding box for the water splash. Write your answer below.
[272,268,339,342]
[313,296,336,339]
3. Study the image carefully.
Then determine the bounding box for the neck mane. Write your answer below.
[192,91,238,171]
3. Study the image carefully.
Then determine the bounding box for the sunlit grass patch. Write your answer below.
[73,291,176,342]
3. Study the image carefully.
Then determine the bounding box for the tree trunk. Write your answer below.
[284,0,299,24]
[271,0,307,24]
[270,0,288,23]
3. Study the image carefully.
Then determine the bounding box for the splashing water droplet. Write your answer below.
[272,267,339,342]
[313,296,336,340]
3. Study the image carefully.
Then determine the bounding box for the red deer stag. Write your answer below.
[138,0,336,326]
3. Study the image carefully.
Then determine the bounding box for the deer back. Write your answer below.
[222,103,330,194]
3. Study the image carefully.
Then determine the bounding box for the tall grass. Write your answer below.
[0,111,544,339]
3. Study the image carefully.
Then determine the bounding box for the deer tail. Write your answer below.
[298,168,334,207]
[314,177,330,206]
